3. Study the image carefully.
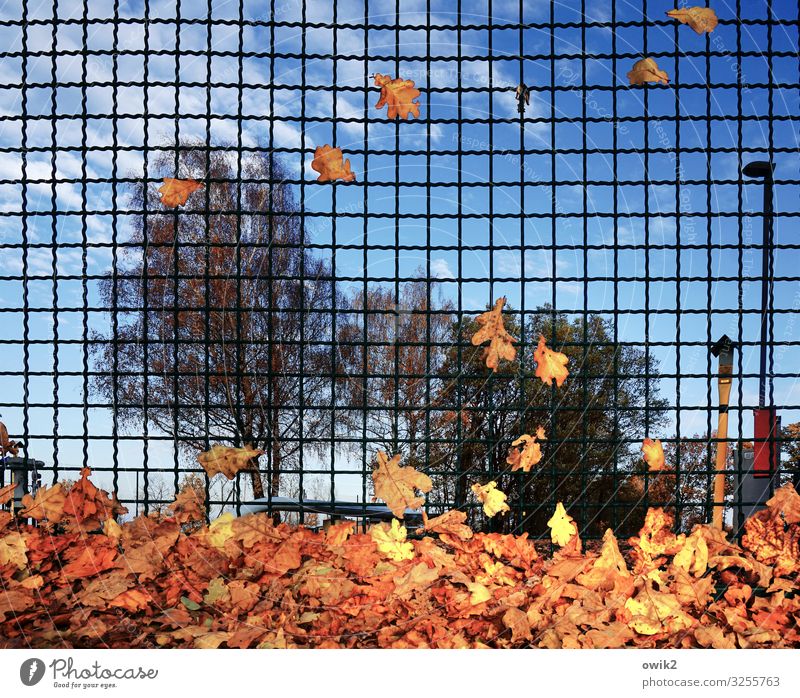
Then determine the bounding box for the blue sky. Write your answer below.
[0,0,798,507]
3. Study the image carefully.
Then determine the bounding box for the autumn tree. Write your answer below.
[334,279,455,480]
[433,305,669,536]
[92,144,340,499]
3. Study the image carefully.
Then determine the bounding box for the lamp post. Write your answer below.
[710,335,735,529]
[742,161,779,481]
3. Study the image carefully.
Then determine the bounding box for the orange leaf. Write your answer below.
[374,73,421,120]
[158,177,203,207]
[666,7,719,34]
[169,485,206,524]
[506,426,546,473]
[642,438,665,471]
[422,509,473,541]
[197,444,264,480]
[311,145,356,183]
[372,451,432,519]
[627,57,670,86]
[61,467,128,533]
[534,335,569,387]
[471,297,517,372]
[0,483,16,506]
[0,420,19,457]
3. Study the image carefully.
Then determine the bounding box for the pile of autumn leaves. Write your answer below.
[1,465,799,649]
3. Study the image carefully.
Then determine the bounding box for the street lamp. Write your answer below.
[742,160,780,481]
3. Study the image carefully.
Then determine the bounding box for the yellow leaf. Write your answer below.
[0,532,27,569]
[197,444,264,481]
[311,145,356,183]
[547,502,578,547]
[666,7,719,34]
[471,481,509,518]
[627,57,670,86]
[467,582,491,605]
[370,519,414,561]
[158,177,203,207]
[207,512,235,549]
[642,438,665,471]
[372,451,432,518]
[673,528,709,576]
[471,298,517,372]
[506,427,546,472]
[374,73,421,120]
[625,585,695,635]
[103,517,122,542]
[534,335,569,387]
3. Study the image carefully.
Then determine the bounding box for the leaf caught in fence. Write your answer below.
[374,73,421,120]
[197,444,264,481]
[642,438,665,471]
[667,7,719,34]
[627,57,670,85]
[372,451,432,518]
[158,177,203,207]
[506,426,546,473]
[311,145,356,182]
[471,481,510,518]
[547,502,578,547]
[534,335,569,387]
[471,297,517,372]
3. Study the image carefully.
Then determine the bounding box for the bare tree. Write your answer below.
[92,143,340,499]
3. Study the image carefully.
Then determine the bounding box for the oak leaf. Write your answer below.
[642,438,665,471]
[627,57,670,86]
[0,421,19,457]
[467,582,491,605]
[471,298,517,372]
[61,467,128,532]
[673,528,709,576]
[765,483,800,524]
[506,426,546,472]
[207,512,235,549]
[534,335,569,387]
[370,518,414,561]
[169,485,206,524]
[372,451,432,519]
[311,145,356,183]
[666,7,719,34]
[422,509,473,541]
[0,531,27,569]
[374,73,422,120]
[624,584,695,635]
[576,528,630,591]
[0,482,16,506]
[197,444,264,481]
[471,481,510,518]
[547,502,578,547]
[502,606,531,643]
[158,177,203,207]
[20,482,67,524]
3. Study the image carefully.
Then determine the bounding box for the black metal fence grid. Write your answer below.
[0,0,798,537]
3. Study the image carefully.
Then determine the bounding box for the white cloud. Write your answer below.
[430,258,454,279]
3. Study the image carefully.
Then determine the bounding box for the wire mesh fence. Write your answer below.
[0,0,798,538]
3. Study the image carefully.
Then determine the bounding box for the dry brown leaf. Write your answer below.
[169,485,206,524]
[311,145,356,183]
[374,73,421,120]
[471,297,517,372]
[765,483,800,524]
[422,509,473,541]
[158,177,203,207]
[627,57,670,86]
[0,421,19,457]
[372,451,432,519]
[506,426,546,473]
[0,482,16,506]
[667,7,719,34]
[197,444,264,481]
[20,482,68,524]
[534,335,569,387]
